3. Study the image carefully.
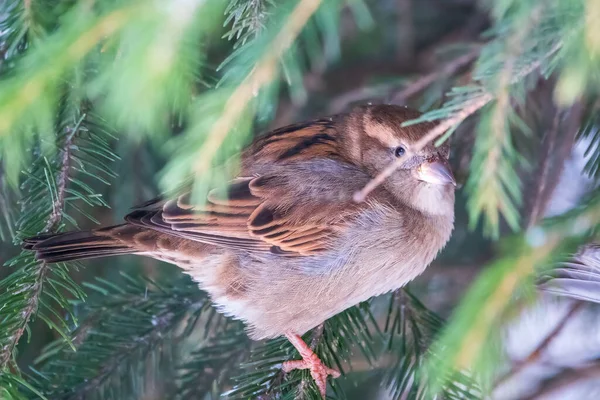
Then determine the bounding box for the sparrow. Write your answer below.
[24,104,456,398]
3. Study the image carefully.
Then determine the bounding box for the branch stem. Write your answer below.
[522,360,600,400]
[494,301,584,390]
[0,116,83,369]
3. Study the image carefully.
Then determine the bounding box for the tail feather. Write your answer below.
[23,225,137,263]
[37,247,135,263]
[22,232,60,250]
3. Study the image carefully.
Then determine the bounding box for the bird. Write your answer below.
[23,104,456,398]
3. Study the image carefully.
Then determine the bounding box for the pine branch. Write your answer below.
[465,5,545,238]
[423,190,600,396]
[0,163,16,241]
[0,118,80,370]
[95,0,221,135]
[64,312,176,400]
[224,0,274,47]
[0,2,139,181]
[0,96,116,399]
[578,100,600,181]
[45,117,81,231]
[226,302,377,399]
[177,320,250,399]
[34,275,208,400]
[0,0,49,243]
[160,0,350,196]
[0,0,45,61]
[1,1,598,398]
[191,0,324,179]
[383,289,480,399]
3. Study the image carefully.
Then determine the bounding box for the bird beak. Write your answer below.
[415,160,456,186]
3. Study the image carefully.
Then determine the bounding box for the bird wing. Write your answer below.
[123,116,382,256]
[124,172,367,256]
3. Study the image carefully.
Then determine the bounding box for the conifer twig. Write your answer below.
[0,119,81,369]
[0,7,136,136]
[467,5,545,235]
[354,31,564,204]
[64,312,177,400]
[193,0,323,177]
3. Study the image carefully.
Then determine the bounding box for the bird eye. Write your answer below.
[394,146,406,157]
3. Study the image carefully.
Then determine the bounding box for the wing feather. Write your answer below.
[123,174,342,256]
[122,119,373,256]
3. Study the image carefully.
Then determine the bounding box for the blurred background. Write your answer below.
[1,0,600,399]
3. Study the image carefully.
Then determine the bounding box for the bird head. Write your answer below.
[341,104,456,216]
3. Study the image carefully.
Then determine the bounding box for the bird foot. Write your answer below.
[283,332,341,398]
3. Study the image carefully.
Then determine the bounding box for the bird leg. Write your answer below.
[282,332,341,398]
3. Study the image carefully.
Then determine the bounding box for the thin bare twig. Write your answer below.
[395,0,414,68]
[494,301,584,389]
[310,323,325,349]
[526,101,583,227]
[353,92,493,202]
[329,46,481,114]
[521,360,600,400]
[527,110,560,228]
[389,46,481,105]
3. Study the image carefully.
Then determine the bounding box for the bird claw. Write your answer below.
[282,350,340,398]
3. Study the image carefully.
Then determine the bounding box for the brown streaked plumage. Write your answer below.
[23,104,456,398]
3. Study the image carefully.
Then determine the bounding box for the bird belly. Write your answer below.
[170,244,434,340]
